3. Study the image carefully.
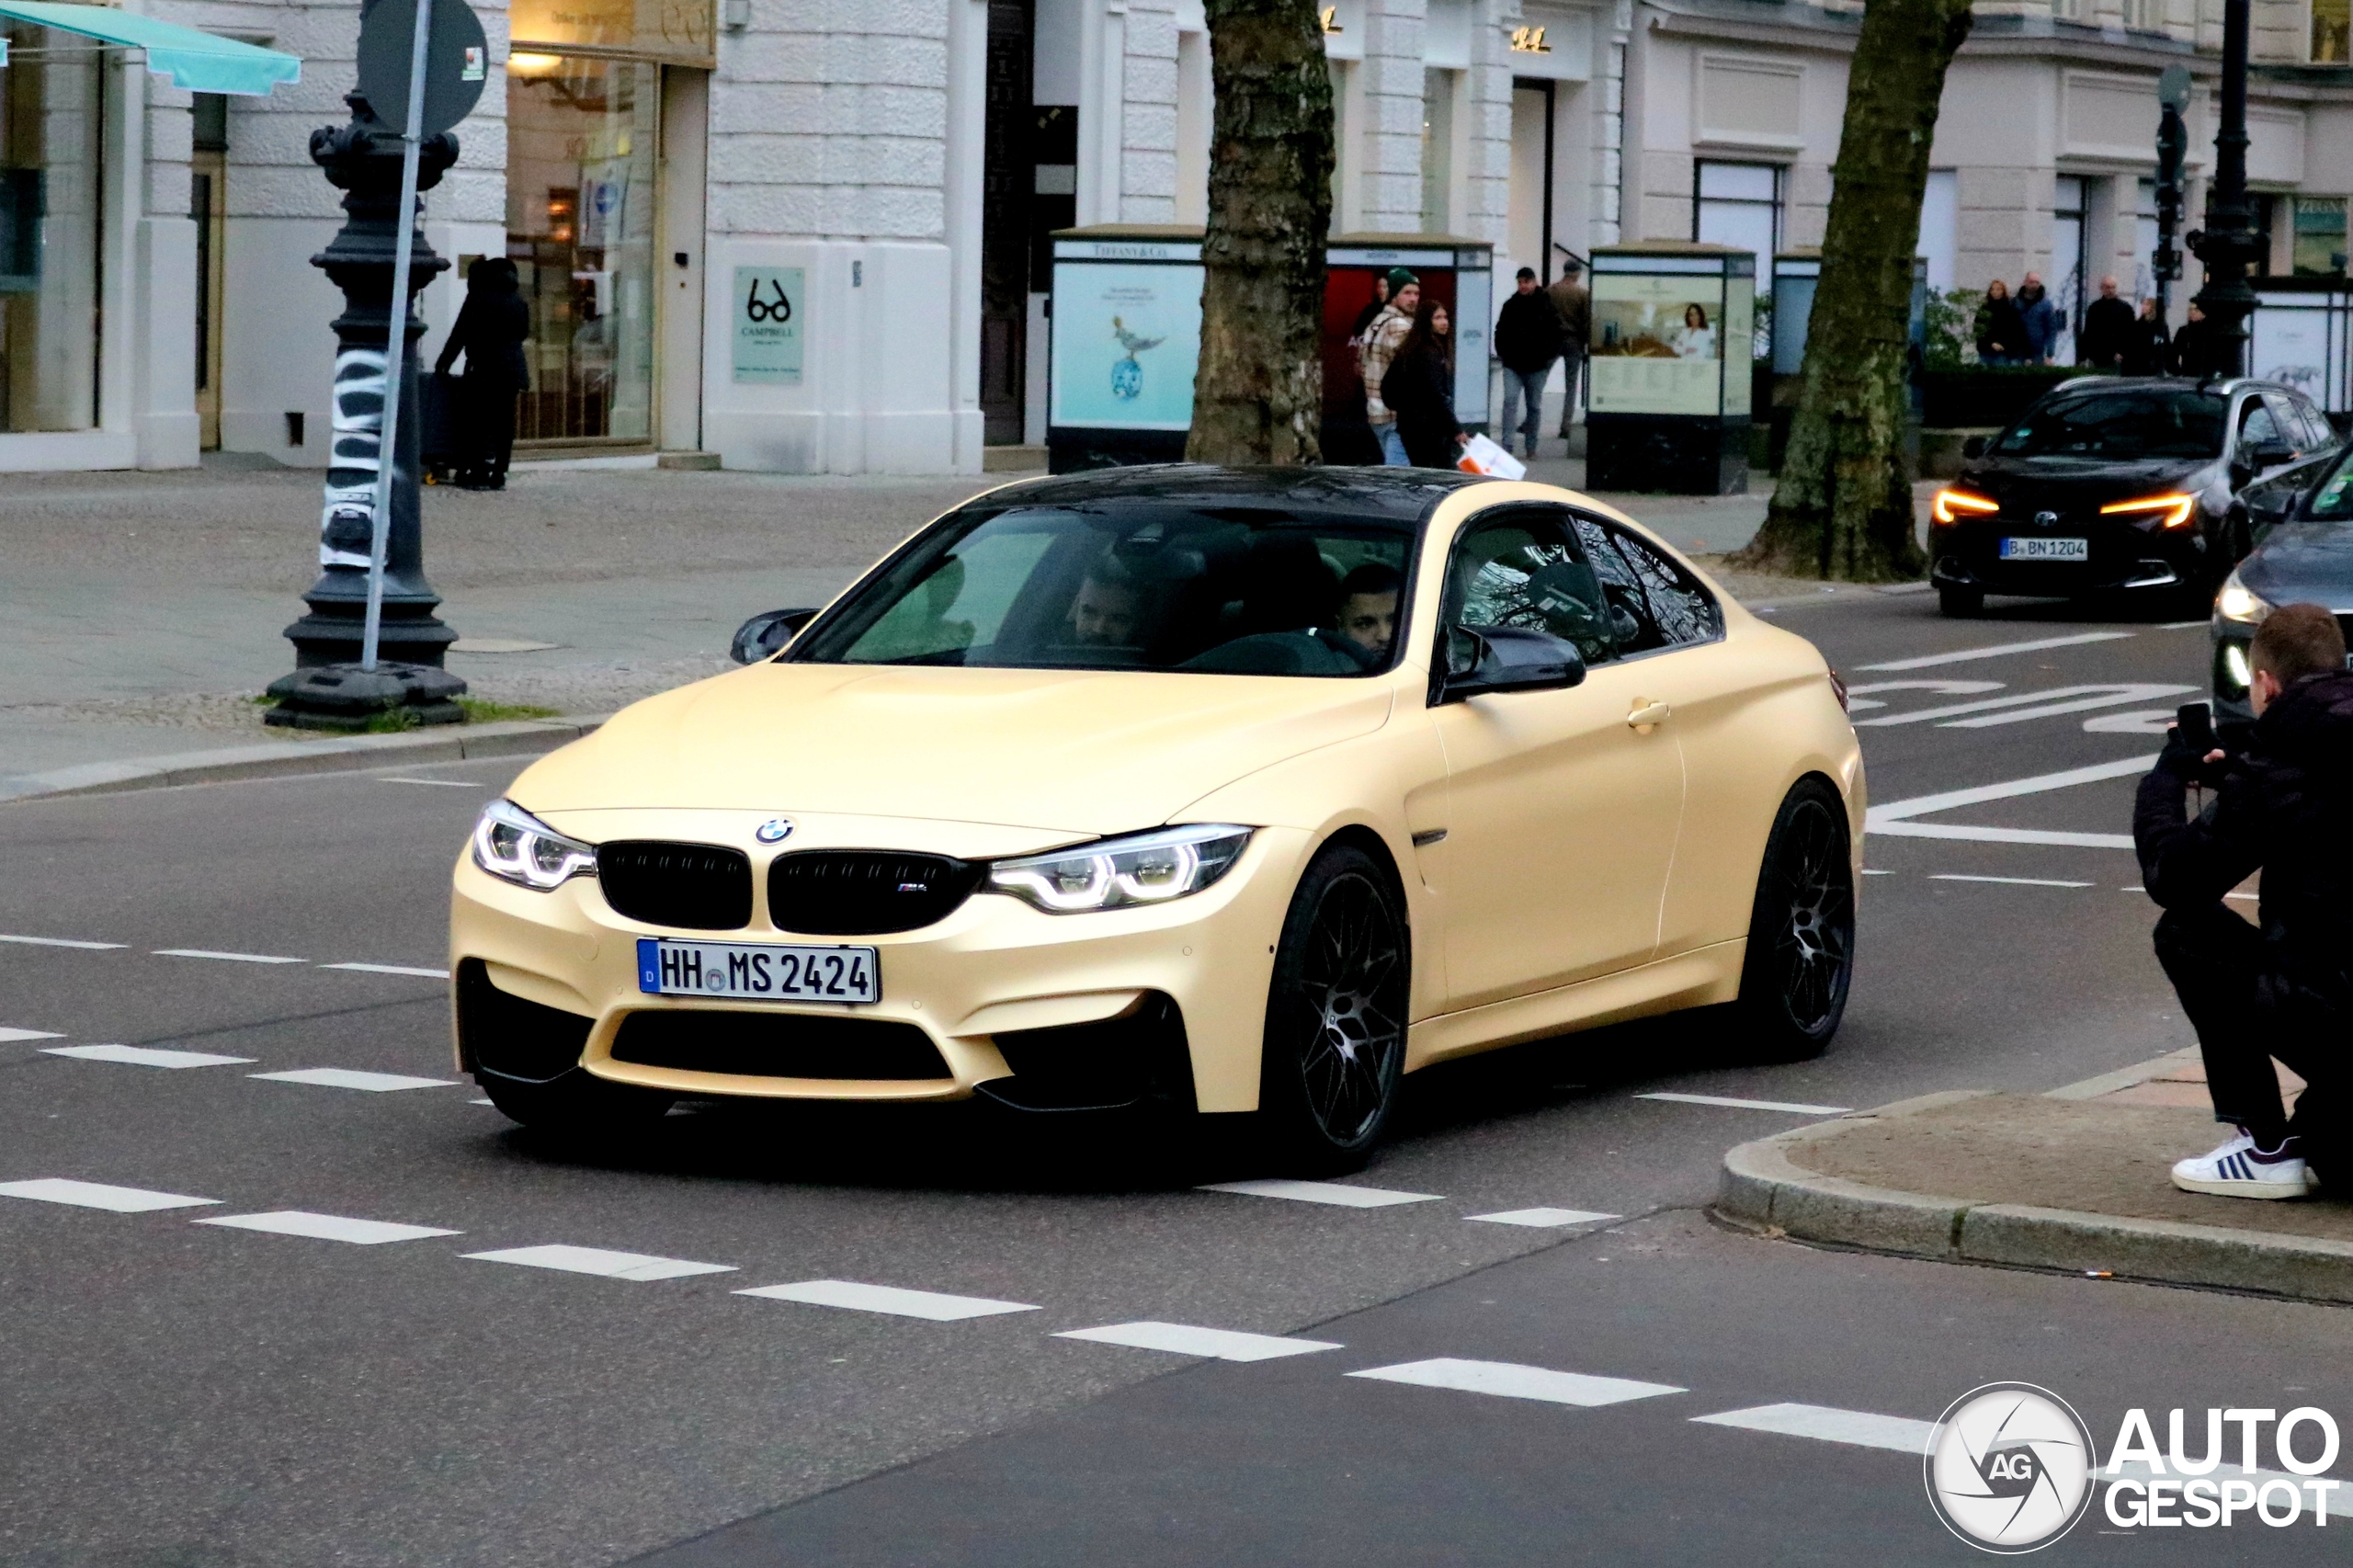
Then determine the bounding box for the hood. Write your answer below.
[1961,454,2218,509]
[510,661,1396,835]
[2240,522,2353,610]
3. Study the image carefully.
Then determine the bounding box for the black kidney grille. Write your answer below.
[597,841,754,930]
[767,849,983,936]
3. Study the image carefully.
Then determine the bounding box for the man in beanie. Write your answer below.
[1359,267,1420,466]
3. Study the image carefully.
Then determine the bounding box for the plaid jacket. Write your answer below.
[1358,305,1414,424]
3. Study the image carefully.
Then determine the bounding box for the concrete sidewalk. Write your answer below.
[1718,1052,2353,1304]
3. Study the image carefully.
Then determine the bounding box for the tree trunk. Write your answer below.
[1186,0,1336,466]
[1731,0,1972,580]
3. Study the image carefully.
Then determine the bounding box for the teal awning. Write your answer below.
[0,1,301,96]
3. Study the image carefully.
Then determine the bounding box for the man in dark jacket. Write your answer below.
[2170,302,2219,378]
[2076,275,2135,370]
[2139,603,2353,1199]
[435,257,532,490]
[2018,271,2061,364]
[1495,267,1562,459]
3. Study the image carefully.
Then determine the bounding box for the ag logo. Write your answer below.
[1926,1382,2094,1552]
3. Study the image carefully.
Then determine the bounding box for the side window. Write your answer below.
[1569,515,1726,653]
[2300,399,2339,452]
[1440,508,1621,667]
[2239,398,2281,449]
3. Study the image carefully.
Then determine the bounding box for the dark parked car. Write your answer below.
[2211,440,2353,735]
[1927,376,2337,618]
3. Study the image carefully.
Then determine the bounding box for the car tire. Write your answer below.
[1732,779,1856,1063]
[477,1067,675,1134]
[1937,585,1983,618]
[1255,842,1410,1175]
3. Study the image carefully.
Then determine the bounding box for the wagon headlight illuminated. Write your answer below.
[2215,567,2275,627]
[471,798,597,890]
[987,824,1253,914]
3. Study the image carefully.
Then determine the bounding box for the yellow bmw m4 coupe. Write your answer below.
[450,465,1862,1170]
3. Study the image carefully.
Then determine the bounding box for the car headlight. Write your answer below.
[2098,492,2198,529]
[987,824,1253,914]
[2215,567,2275,627]
[1931,487,1998,525]
[470,798,597,890]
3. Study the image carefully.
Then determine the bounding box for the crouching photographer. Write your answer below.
[2138,603,2353,1200]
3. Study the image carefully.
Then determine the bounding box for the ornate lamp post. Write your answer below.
[2188,0,2263,379]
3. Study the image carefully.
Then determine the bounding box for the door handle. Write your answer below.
[1627,700,1672,732]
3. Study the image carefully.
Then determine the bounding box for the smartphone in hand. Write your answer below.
[2177,700,2216,757]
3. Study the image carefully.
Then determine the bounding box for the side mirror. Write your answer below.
[1961,436,1987,460]
[2245,439,2296,471]
[730,608,820,664]
[1439,624,1586,703]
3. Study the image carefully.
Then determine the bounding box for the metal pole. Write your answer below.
[362,0,436,673]
[2191,0,2259,380]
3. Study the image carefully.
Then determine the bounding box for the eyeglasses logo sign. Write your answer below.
[1925,1382,2095,1552]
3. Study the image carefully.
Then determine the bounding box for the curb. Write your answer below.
[0,716,608,807]
[1716,1091,2353,1305]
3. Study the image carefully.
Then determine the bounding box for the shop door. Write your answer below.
[979,0,1032,445]
[191,151,225,449]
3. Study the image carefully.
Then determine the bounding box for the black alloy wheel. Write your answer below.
[1258,844,1409,1173]
[477,1066,675,1137]
[1733,779,1856,1062]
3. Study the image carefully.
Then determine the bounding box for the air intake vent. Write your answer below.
[767,849,983,936]
[597,841,753,930]
[610,1010,950,1080]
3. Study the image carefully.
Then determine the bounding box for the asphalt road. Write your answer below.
[3,583,2343,1566]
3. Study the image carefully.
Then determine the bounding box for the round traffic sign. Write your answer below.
[357,0,490,139]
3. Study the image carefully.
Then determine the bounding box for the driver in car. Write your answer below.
[1070,562,1144,646]
[1335,563,1403,659]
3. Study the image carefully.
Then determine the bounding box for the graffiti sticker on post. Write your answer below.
[733,267,805,384]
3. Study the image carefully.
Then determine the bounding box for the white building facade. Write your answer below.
[3,0,2350,475]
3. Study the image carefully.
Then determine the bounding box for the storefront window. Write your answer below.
[0,23,103,434]
[506,54,659,443]
[2293,197,2347,277]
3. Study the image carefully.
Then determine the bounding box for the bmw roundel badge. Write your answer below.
[755,818,795,844]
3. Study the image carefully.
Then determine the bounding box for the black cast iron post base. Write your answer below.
[264,662,469,732]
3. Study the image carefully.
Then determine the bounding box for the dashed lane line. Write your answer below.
[194,1211,461,1245]
[249,1068,460,1092]
[1466,1208,1620,1228]
[1929,874,2094,889]
[0,934,126,950]
[1690,1402,1938,1454]
[1349,1358,1686,1408]
[1636,1092,1852,1116]
[43,1044,256,1069]
[153,949,306,965]
[321,962,452,979]
[0,1027,63,1042]
[461,1244,737,1281]
[1855,631,2135,672]
[736,1280,1040,1321]
[1054,1322,1345,1361]
[0,1178,219,1212]
[1199,1178,1442,1208]
[376,777,484,788]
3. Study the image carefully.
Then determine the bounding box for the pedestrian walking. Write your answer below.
[1974,279,2029,366]
[2139,605,2353,1199]
[1549,257,1589,442]
[2120,297,2169,377]
[2018,271,2061,364]
[1382,296,1466,469]
[1350,272,1392,341]
[1359,268,1419,467]
[2077,276,2135,370]
[1494,267,1563,460]
[2171,302,2220,378]
[434,257,530,491]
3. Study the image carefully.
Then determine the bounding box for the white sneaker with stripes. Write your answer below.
[2170,1130,2313,1199]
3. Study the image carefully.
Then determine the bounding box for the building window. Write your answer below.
[2050,0,2086,19]
[2120,0,2161,30]
[2317,0,2350,62]
[2293,197,2348,276]
[2134,178,2160,301]
[1920,169,1958,293]
[1693,162,1779,265]
[1421,69,1457,233]
[0,22,103,435]
[2051,174,2089,358]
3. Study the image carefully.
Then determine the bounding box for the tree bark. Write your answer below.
[1730,0,1973,580]
[1186,0,1336,466]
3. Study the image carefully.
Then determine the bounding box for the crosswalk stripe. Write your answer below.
[1466,1208,1620,1228]
[1349,1358,1685,1407]
[0,1027,64,1042]
[250,1068,459,1092]
[735,1279,1040,1320]
[1691,1402,1938,1453]
[1199,1178,1441,1208]
[1054,1322,1344,1361]
[0,1177,219,1211]
[195,1211,460,1244]
[1636,1092,1852,1115]
[461,1244,737,1281]
[45,1044,256,1069]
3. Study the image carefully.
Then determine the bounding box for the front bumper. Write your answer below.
[449,820,1310,1115]
[1931,517,2206,597]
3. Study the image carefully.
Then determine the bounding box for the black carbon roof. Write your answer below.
[975,463,1490,525]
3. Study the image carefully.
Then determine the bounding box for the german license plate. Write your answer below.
[637,938,880,1004]
[1999,536,2088,562]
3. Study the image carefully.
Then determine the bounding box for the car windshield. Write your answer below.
[2305,449,2353,519]
[1990,389,2228,460]
[789,503,1418,676]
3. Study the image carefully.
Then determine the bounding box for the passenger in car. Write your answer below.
[1336,562,1404,658]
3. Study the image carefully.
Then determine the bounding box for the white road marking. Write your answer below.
[2120,885,2145,892]
[1053,1322,1344,1361]
[1856,631,2134,671]
[461,1244,737,1281]
[1466,1208,1620,1228]
[470,1097,496,1106]
[1841,678,2004,713]
[377,777,484,787]
[154,949,306,965]
[43,1044,256,1068]
[1866,754,2155,851]
[1861,869,1892,876]
[194,1210,460,1244]
[2227,892,2260,903]
[0,1027,63,1042]
[735,1279,1040,1320]
[1199,1178,1442,1208]
[1692,1402,1937,1454]
[2084,709,2177,734]
[1928,874,2094,889]
[322,962,451,979]
[250,1068,459,1092]
[1349,1358,1685,1407]
[2156,619,2211,631]
[1637,1092,1852,1115]
[0,1177,219,1212]
[0,934,126,950]
[1855,684,2194,729]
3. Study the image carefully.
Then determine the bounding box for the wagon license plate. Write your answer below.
[1999,536,2089,562]
[636,938,880,1004]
